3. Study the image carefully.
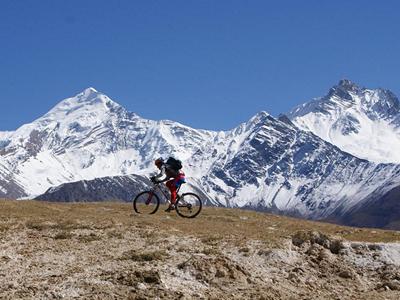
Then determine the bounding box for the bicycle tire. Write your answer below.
[175,192,202,218]
[133,191,160,214]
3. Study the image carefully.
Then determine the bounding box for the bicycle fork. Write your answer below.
[145,192,154,205]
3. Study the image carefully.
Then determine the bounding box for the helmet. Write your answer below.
[155,157,164,168]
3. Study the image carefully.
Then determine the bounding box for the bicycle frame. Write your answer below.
[150,182,182,205]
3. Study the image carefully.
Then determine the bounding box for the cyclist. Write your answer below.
[151,157,185,212]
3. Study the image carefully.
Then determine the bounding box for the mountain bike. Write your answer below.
[133,181,202,218]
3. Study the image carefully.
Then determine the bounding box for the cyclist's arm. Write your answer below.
[153,165,168,182]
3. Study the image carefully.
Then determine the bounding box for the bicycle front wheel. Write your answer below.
[175,193,202,218]
[133,191,160,214]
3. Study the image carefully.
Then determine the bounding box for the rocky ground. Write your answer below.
[0,200,400,299]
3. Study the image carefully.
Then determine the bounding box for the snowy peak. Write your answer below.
[327,79,361,101]
[44,87,123,118]
[288,79,400,121]
[338,78,358,89]
[244,111,272,129]
[0,88,143,172]
[288,79,400,163]
[322,79,400,119]
[28,87,138,139]
[82,87,98,94]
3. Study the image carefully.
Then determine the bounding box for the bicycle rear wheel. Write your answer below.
[175,193,202,218]
[133,191,160,214]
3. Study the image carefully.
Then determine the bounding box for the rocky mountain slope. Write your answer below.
[288,79,400,163]
[191,112,400,220]
[1,201,400,299]
[34,174,151,202]
[331,184,400,230]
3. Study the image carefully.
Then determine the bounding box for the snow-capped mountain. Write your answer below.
[0,88,215,198]
[287,79,400,163]
[2,86,400,225]
[191,112,400,219]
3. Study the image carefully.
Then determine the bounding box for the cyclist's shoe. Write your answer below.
[164,205,175,212]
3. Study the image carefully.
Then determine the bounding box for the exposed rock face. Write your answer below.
[35,174,151,202]
[331,185,400,230]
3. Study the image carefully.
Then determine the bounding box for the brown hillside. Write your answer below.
[0,200,400,299]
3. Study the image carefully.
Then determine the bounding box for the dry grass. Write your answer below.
[0,200,399,244]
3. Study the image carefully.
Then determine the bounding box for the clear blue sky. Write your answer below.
[1,0,400,131]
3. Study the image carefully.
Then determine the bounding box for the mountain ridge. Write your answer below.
[2,83,400,228]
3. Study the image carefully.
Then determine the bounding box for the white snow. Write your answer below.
[288,83,400,163]
[0,131,12,140]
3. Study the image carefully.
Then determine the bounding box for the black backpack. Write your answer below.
[166,157,182,171]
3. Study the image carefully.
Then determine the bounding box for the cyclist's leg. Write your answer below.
[166,180,177,207]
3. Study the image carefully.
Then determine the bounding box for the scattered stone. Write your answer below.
[215,269,226,278]
[135,270,161,284]
[306,243,323,257]
[377,281,400,291]
[238,247,250,254]
[257,249,272,256]
[288,272,300,283]
[368,244,382,251]
[377,280,400,291]
[338,269,355,279]
[136,282,146,290]
[292,231,327,247]
[292,267,305,274]
[318,249,334,262]
[292,230,344,255]
[329,239,345,254]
